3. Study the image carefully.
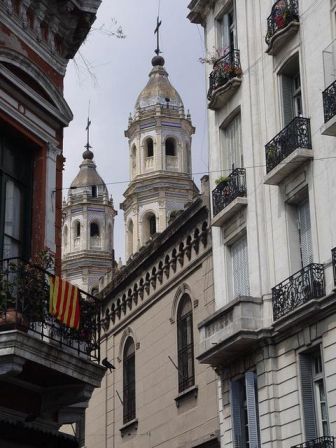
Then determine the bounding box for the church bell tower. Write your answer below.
[122,52,198,260]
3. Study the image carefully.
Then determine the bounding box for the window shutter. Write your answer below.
[230,380,243,448]
[224,114,243,171]
[282,75,294,126]
[245,372,260,448]
[300,353,317,440]
[298,200,313,267]
[221,14,230,52]
[232,236,250,298]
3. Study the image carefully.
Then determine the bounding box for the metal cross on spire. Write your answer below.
[154,16,162,55]
[85,116,92,151]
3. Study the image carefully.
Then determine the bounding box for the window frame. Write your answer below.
[123,337,136,424]
[177,294,195,393]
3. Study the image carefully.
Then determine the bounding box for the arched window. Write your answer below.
[146,138,154,157]
[75,221,80,237]
[177,294,194,392]
[91,185,97,197]
[165,138,176,156]
[149,214,156,236]
[90,222,100,237]
[131,145,137,175]
[123,337,136,423]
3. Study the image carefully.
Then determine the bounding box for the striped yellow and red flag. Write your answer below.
[49,276,80,330]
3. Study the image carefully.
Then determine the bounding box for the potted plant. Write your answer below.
[215,175,230,185]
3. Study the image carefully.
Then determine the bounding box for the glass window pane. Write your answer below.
[5,180,22,239]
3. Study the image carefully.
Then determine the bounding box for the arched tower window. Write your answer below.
[90,222,100,237]
[149,214,156,236]
[177,294,194,392]
[165,138,176,156]
[146,138,154,157]
[127,220,134,257]
[75,221,81,237]
[123,337,136,423]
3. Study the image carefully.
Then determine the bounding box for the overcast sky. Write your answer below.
[63,0,208,260]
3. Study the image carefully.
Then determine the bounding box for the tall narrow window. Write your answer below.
[76,221,81,238]
[165,138,176,156]
[90,222,100,237]
[149,214,156,236]
[127,219,134,256]
[221,112,243,171]
[297,199,313,268]
[300,347,329,440]
[146,138,154,157]
[231,235,250,298]
[281,54,302,125]
[217,4,236,53]
[177,294,194,393]
[91,185,97,197]
[231,372,261,448]
[3,180,23,258]
[123,337,136,423]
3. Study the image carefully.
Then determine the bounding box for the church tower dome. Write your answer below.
[122,53,198,260]
[62,138,117,294]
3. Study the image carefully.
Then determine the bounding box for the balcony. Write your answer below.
[207,50,242,110]
[332,247,336,287]
[321,79,336,136]
[0,258,101,362]
[265,0,300,55]
[291,436,335,448]
[145,156,154,170]
[198,296,266,367]
[272,263,325,322]
[212,168,247,226]
[264,117,313,185]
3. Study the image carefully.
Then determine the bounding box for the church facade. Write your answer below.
[84,54,220,448]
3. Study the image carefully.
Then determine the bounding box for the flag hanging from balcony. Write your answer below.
[49,276,80,330]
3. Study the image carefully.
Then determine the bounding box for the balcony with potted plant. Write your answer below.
[206,49,242,110]
[212,168,247,227]
[264,117,313,185]
[265,0,300,56]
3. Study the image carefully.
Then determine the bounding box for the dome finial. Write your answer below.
[83,115,94,160]
[152,16,165,67]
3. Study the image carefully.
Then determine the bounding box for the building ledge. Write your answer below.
[197,296,269,367]
[321,114,336,137]
[174,385,198,407]
[266,21,300,55]
[212,197,247,227]
[120,418,138,436]
[264,148,313,185]
[0,331,105,387]
[208,77,242,110]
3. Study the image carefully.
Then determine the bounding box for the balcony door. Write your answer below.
[297,199,313,269]
[221,113,243,173]
[0,126,33,260]
[217,3,237,54]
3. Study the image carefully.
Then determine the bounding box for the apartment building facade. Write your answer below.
[188,1,336,448]
[0,1,106,446]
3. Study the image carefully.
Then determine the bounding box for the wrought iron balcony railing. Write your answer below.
[265,117,312,173]
[323,79,336,124]
[0,258,101,362]
[207,50,242,101]
[291,436,335,448]
[332,247,336,288]
[212,168,247,217]
[272,263,325,321]
[265,0,299,45]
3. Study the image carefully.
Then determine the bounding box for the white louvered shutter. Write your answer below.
[230,380,243,448]
[224,114,243,171]
[300,354,318,440]
[297,200,313,268]
[245,372,260,448]
[282,75,294,126]
[232,236,250,298]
